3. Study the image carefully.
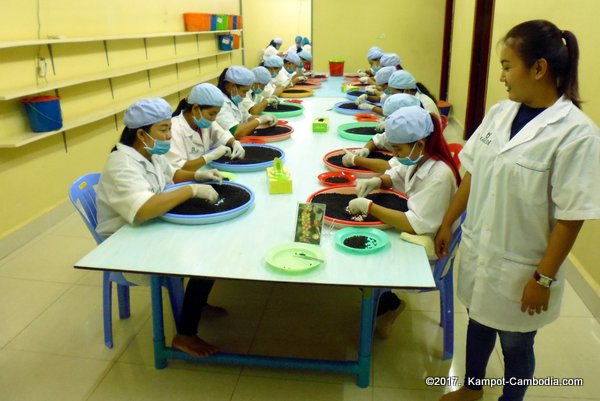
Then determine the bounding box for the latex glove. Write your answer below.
[189,184,219,203]
[231,140,245,159]
[194,168,223,184]
[347,197,373,215]
[365,86,378,96]
[359,76,370,84]
[356,177,381,198]
[267,96,279,107]
[297,76,307,82]
[355,94,368,105]
[352,147,370,158]
[203,145,231,163]
[358,103,375,111]
[375,121,386,132]
[342,149,356,167]
[256,114,276,126]
[357,70,368,77]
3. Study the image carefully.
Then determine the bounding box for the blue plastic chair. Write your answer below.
[69,173,184,348]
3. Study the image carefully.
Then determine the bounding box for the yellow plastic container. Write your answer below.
[266,158,292,194]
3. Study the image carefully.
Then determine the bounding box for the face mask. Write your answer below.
[396,142,423,166]
[252,88,264,96]
[371,66,382,73]
[231,86,243,105]
[142,132,170,155]
[192,109,212,129]
[270,72,278,78]
[383,89,392,95]
[285,68,296,74]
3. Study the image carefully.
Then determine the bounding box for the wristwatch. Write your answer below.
[533,271,554,288]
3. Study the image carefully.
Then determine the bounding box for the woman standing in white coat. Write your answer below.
[435,20,600,401]
[166,83,245,171]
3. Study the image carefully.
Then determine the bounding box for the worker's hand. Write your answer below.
[256,114,276,126]
[194,168,223,184]
[375,121,386,132]
[352,147,370,158]
[189,184,219,203]
[297,76,307,82]
[267,96,279,107]
[203,145,231,163]
[357,69,368,77]
[355,94,368,105]
[359,76,370,84]
[230,140,245,159]
[434,223,453,259]
[365,86,378,96]
[342,149,356,167]
[347,197,373,215]
[521,277,551,316]
[358,103,375,111]
[356,177,381,198]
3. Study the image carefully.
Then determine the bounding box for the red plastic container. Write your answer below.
[328,59,345,76]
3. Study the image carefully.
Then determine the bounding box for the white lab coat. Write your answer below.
[216,96,252,133]
[273,68,293,88]
[165,112,233,169]
[458,96,600,332]
[239,85,274,115]
[415,92,440,119]
[385,158,458,237]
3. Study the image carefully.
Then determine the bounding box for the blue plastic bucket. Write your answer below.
[22,96,63,132]
[217,34,234,51]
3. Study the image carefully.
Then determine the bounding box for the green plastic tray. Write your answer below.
[334,227,389,254]
[337,122,380,142]
[262,103,305,118]
[265,242,325,273]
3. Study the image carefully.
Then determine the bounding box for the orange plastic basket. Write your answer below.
[183,13,212,31]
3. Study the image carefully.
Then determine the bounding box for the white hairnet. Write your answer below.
[188,83,224,107]
[367,46,383,60]
[264,55,284,68]
[225,66,255,86]
[384,106,433,144]
[252,66,272,85]
[374,66,396,85]
[273,37,283,44]
[284,51,302,66]
[124,98,172,129]
[382,93,421,117]
[388,70,417,90]
[298,50,312,61]
[380,53,402,67]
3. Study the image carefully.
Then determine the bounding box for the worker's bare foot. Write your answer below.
[172,334,218,358]
[439,387,483,401]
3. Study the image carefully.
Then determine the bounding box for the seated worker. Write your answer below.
[360,52,402,85]
[301,37,311,53]
[240,66,276,116]
[166,83,245,172]
[354,66,397,115]
[297,50,313,74]
[347,106,461,338]
[388,70,440,118]
[358,46,384,77]
[286,35,303,54]
[96,98,226,358]
[216,66,277,139]
[273,51,306,88]
[263,37,284,60]
[343,93,422,173]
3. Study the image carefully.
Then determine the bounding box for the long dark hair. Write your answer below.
[111,123,153,152]
[172,98,215,117]
[504,19,581,108]
[416,82,438,104]
[217,68,233,101]
[424,114,461,185]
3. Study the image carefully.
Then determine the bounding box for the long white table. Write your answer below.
[74,77,435,387]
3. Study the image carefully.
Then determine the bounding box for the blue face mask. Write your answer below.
[383,89,392,95]
[396,142,423,166]
[270,72,278,78]
[192,109,212,129]
[371,66,382,73]
[285,68,296,74]
[231,86,244,105]
[252,88,264,96]
[143,132,170,155]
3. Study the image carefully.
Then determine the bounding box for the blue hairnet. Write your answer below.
[264,55,284,68]
[284,51,302,66]
[301,37,310,46]
[295,35,302,42]
[388,70,417,90]
[298,50,312,61]
[124,98,172,129]
[225,66,255,86]
[384,106,433,144]
[374,66,396,85]
[252,66,272,85]
[367,46,383,60]
[188,83,224,107]
[380,53,401,67]
[382,93,421,117]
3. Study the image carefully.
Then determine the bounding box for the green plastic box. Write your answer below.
[312,117,329,133]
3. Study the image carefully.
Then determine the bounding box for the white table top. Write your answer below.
[75,80,435,289]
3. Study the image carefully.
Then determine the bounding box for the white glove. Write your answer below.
[352,147,370,158]
[342,149,356,167]
[347,197,373,215]
[231,140,245,159]
[355,94,368,105]
[358,103,375,111]
[194,168,223,184]
[356,177,381,198]
[297,76,307,82]
[375,121,386,132]
[189,184,219,203]
[203,145,231,163]
[267,96,279,107]
[365,86,378,96]
[256,114,276,126]
[359,76,370,84]
[357,70,368,77]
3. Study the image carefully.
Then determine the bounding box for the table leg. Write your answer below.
[356,287,376,388]
[151,275,168,369]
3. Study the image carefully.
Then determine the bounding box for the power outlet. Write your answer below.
[37,57,48,78]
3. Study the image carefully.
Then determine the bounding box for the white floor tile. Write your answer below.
[45,211,92,239]
[87,362,238,401]
[0,348,111,401]
[0,277,70,347]
[559,281,594,317]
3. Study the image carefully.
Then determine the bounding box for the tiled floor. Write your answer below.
[1,121,599,400]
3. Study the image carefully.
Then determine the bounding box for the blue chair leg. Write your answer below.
[441,276,454,360]
[163,276,185,330]
[117,284,131,319]
[102,271,114,349]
